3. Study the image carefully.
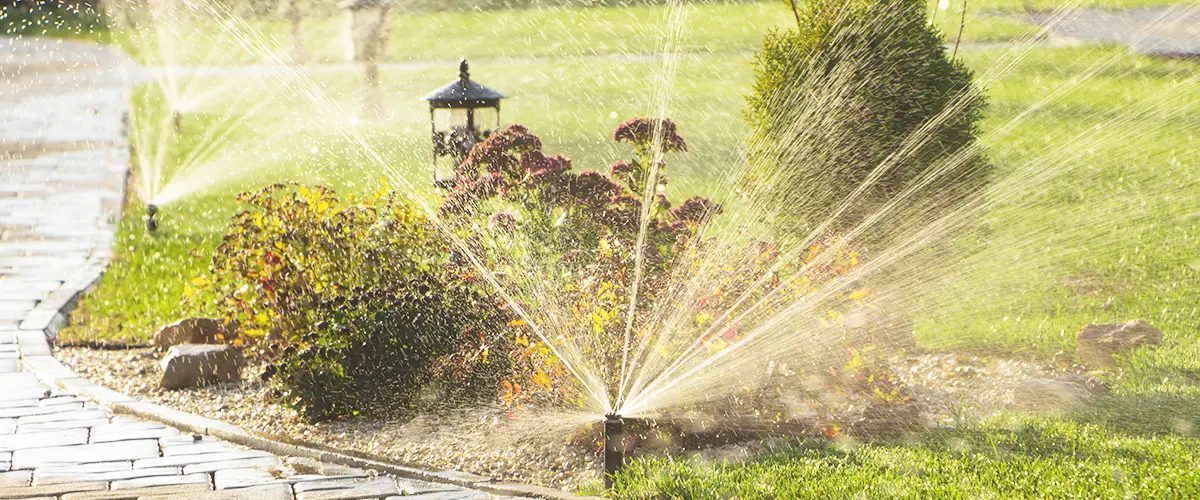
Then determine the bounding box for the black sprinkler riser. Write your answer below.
[147,204,159,233]
[603,414,624,490]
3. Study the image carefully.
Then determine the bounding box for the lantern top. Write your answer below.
[423,59,506,109]
[337,0,393,10]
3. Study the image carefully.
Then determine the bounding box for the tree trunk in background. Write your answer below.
[363,62,382,120]
[281,0,308,63]
[357,6,389,120]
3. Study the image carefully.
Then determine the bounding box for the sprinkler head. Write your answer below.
[146,204,159,233]
[172,110,182,133]
[603,414,624,490]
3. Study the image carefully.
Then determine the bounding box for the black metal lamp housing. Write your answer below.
[422,59,506,188]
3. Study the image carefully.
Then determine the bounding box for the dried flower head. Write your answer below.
[602,194,643,233]
[489,212,518,234]
[613,117,688,153]
[668,196,722,225]
[570,171,622,208]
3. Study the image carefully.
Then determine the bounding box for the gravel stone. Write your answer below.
[58,345,602,490]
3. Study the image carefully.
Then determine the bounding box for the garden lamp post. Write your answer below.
[422,59,506,188]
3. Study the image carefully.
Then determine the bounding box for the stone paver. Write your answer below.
[0,403,85,419]
[1031,7,1200,58]
[0,480,107,499]
[0,373,52,401]
[161,441,234,456]
[0,428,89,452]
[0,471,30,488]
[293,477,402,500]
[16,409,111,426]
[182,456,284,475]
[110,472,212,489]
[59,483,212,499]
[398,491,491,500]
[134,450,276,470]
[35,466,179,486]
[11,440,161,469]
[18,418,111,433]
[213,468,276,489]
[142,483,295,500]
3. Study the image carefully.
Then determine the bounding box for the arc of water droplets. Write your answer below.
[619,45,1200,416]
[616,0,1197,416]
[615,0,691,413]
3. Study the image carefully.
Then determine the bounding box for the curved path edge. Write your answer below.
[20,344,587,500]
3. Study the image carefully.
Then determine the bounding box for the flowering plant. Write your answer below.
[439,118,719,405]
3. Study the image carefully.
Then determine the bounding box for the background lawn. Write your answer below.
[110,1,1040,66]
[21,0,1200,497]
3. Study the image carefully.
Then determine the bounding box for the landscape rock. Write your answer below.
[1012,378,1091,411]
[153,318,237,349]
[160,344,244,390]
[1075,320,1163,368]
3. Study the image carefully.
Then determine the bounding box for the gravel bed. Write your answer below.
[55,346,1077,491]
[55,346,603,491]
[889,352,1070,424]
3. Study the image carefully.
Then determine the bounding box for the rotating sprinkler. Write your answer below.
[603,414,625,490]
[146,203,159,233]
[172,110,182,133]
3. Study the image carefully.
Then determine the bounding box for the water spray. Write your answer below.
[603,414,625,490]
[146,203,159,233]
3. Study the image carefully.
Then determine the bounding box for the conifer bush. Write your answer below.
[746,0,989,234]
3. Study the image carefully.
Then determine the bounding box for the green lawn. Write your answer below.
[918,47,1200,414]
[0,1,110,41]
[614,416,1200,498]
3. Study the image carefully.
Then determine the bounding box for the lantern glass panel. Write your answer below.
[432,108,472,131]
[474,107,499,132]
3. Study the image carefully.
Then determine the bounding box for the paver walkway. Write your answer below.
[0,371,492,499]
[0,37,504,500]
[1029,6,1200,57]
